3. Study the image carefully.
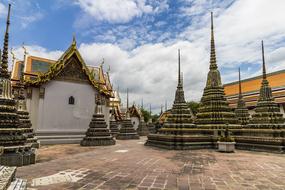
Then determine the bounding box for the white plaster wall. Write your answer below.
[38,81,97,132]
[131,117,139,130]
[27,88,40,131]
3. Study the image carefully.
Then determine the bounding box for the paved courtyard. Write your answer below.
[17,137,285,190]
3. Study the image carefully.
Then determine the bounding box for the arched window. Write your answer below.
[68,96,75,105]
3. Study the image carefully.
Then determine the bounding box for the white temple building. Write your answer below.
[11,38,114,144]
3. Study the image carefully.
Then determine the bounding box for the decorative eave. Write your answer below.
[24,41,112,97]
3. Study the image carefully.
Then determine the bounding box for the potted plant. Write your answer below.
[217,126,235,153]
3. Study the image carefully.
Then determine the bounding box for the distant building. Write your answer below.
[224,69,285,116]
[11,39,114,144]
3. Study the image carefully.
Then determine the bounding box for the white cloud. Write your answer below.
[76,0,153,23]
[79,41,208,112]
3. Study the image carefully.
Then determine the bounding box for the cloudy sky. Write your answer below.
[0,0,285,113]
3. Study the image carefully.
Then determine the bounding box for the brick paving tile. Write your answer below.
[15,137,285,190]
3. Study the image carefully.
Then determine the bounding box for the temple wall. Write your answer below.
[27,88,40,131]
[27,80,109,134]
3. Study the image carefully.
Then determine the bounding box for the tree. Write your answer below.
[151,114,160,122]
[187,101,200,115]
[140,108,151,122]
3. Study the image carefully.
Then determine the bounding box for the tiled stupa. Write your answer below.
[233,42,285,153]
[116,90,140,140]
[146,50,212,149]
[109,108,119,137]
[14,75,39,148]
[195,13,240,129]
[0,4,36,166]
[81,97,115,146]
[137,115,149,136]
[234,68,250,125]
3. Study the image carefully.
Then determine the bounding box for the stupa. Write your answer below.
[0,4,36,166]
[14,71,39,148]
[234,68,250,125]
[195,12,240,129]
[80,96,115,146]
[109,108,119,137]
[147,104,156,134]
[116,90,140,140]
[233,42,285,152]
[137,115,149,136]
[146,50,212,149]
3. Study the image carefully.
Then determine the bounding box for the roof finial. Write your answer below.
[165,100,167,111]
[261,40,266,80]
[22,43,28,62]
[178,49,181,85]
[209,12,217,70]
[72,33,76,47]
[149,104,152,115]
[160,104,163,114]
[1,4,11,79]
[141,98,144,109]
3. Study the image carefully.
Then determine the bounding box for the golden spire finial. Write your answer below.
[100,58,104,68]
[10,48,15,64]
[72,33,76,47]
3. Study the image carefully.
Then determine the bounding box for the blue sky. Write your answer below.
[1,0,285,113]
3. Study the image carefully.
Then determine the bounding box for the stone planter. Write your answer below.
[218,141,236,153]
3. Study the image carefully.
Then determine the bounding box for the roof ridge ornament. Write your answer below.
[72,33,77,47]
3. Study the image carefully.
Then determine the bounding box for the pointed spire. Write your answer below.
[178,49,181,85]
[160,104,163,114]
[141,98,144,109]
[165,100,167,111]
[209,12,217,70]
[72,33,77,47]
[261,40,267,80]
[1,4,11,79]
[149,104,152,115]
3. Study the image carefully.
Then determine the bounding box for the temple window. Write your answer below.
[68,96,75,105]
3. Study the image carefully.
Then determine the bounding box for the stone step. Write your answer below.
[0,165,16,190]
[8,178,27,190]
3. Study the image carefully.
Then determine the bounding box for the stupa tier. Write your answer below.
[81,97,115,146]
[0,4,36,166]
[195,12,240,129]
[146,50,214,149]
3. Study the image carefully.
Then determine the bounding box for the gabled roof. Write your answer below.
[24,39,112,97]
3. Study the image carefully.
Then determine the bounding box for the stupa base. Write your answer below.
[116,133,140,140]
[0,146,36,166]
[80,137,116,146]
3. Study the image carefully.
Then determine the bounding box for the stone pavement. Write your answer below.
[16,137,285,190]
